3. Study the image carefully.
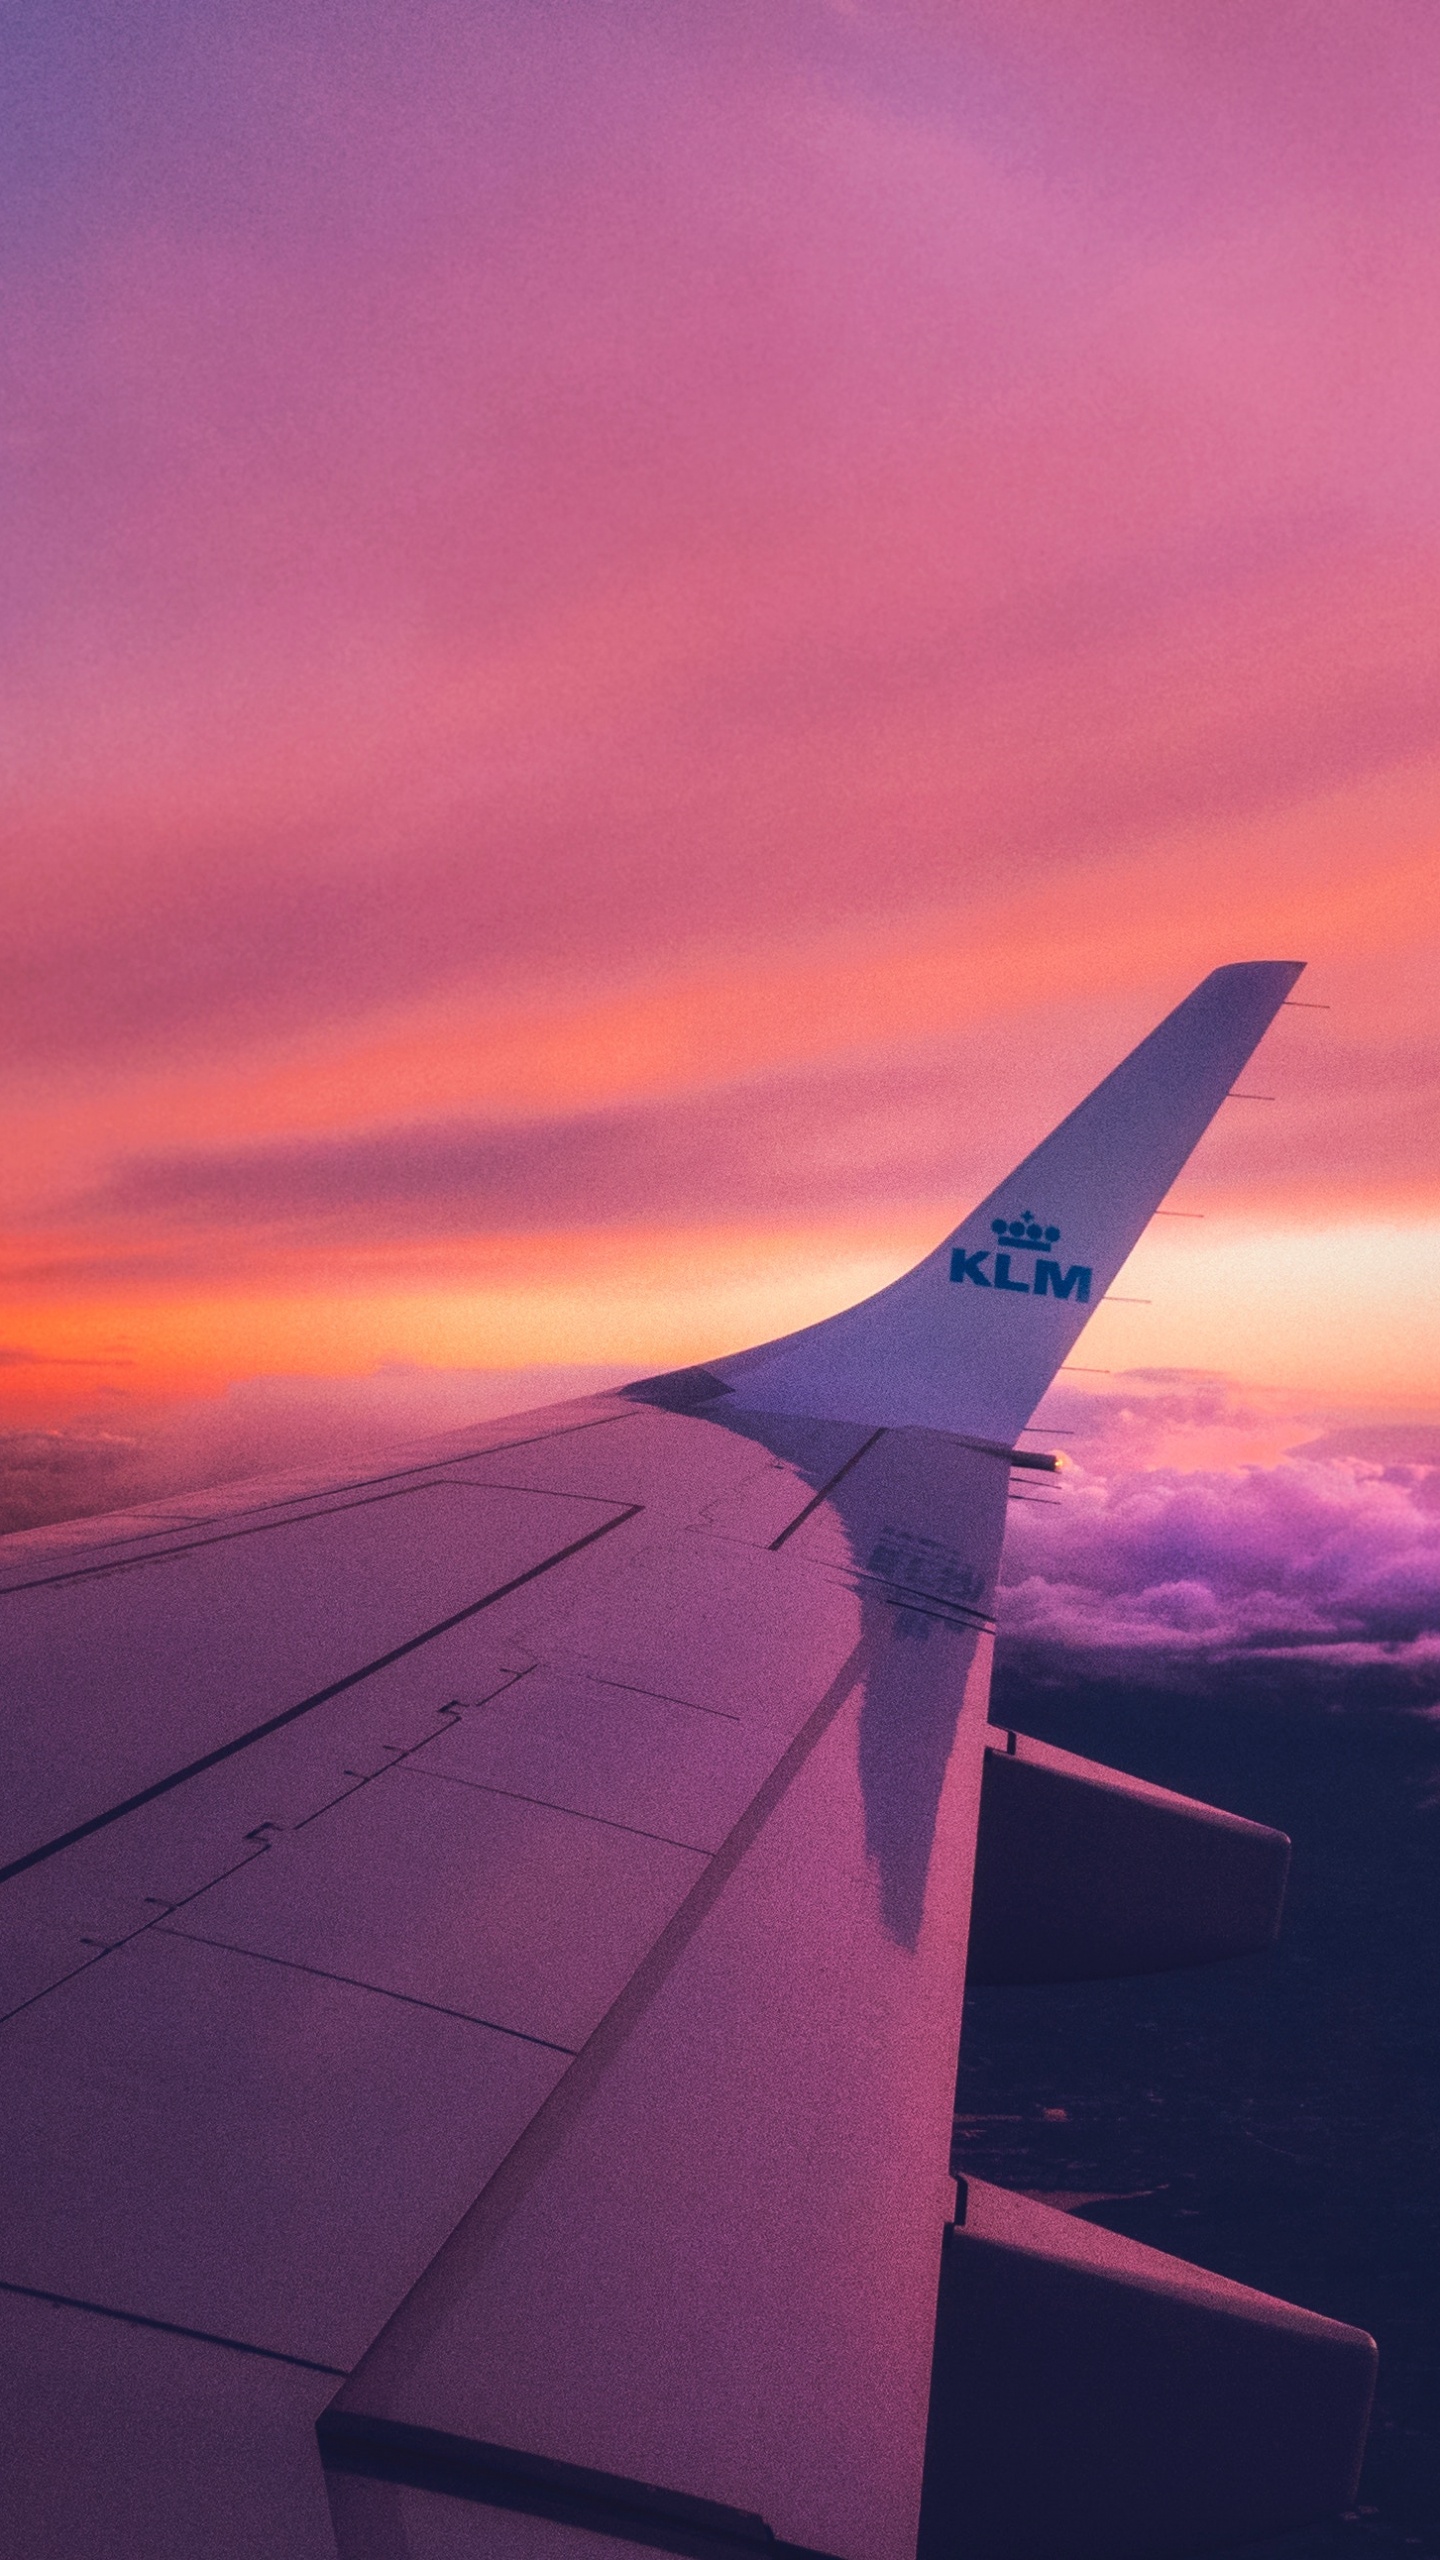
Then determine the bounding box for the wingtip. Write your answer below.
[711,957,1309,1441]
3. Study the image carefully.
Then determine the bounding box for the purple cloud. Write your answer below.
[998,1452,1440,1698]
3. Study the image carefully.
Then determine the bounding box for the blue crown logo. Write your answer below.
[991,1209,1061,1246]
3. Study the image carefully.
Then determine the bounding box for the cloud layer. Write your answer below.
[998,1450,1440,1701]
[5,1347,1436,1723]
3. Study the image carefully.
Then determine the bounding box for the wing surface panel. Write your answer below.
[0,1481,636,1878]
[167,1768,709,2049]
[410,1673,775,1848]
[0,1928,567,2368]
[0,2288,338,2560]
[504,1530,867,1728]
[0,1643,528,2016]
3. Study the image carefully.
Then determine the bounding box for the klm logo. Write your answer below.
[949,1210,1091,1303]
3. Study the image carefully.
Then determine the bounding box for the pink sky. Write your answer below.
[3,4,1438,1609]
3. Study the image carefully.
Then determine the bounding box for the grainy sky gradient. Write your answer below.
[3,4,1438,1630]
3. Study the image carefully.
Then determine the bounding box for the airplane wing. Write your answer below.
[0,963,1375,2560]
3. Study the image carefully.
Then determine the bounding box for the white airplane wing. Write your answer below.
[0,963,1375,2560]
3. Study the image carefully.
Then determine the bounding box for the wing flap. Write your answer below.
[324,1430,1013,2560]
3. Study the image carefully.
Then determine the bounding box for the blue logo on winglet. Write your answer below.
[949,1211,1092,1303]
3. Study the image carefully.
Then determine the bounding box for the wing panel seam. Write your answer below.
[152,1926,580,2053]
[318,2410,842,2560]
[402,1762,716,1856]
[0,1503,644,1890]
[0,2277,347,2377]
[766,1429,887,1549]
[0,1409,641,1593]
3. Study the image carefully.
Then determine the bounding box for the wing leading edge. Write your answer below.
[0,963,1375,2560]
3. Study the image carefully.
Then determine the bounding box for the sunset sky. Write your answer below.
[4,3,1438,1640]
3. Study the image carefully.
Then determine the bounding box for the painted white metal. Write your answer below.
[0,2290,338,2560]
[716,961,1304,1440]
[0,1480,620,1871]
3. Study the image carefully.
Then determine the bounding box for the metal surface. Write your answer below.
[0,1479,626,1873]
[0,2289,338,2560]
[966,1726,1291,1982]
[178,1756,709,2049]
[413,1674,777,1853]
[0,1927,567,2365]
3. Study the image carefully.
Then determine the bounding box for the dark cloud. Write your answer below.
[1288,1421,1440,1467]
[0,1345,135,1368]
[0,1363,630,1536]
[0,1427,152,1537]
[74,1049,988,1241]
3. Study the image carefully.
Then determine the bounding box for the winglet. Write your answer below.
[711,962,1304,1443]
